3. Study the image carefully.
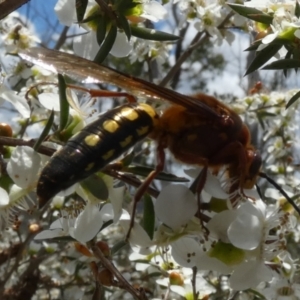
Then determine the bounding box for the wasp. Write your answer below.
[20,48,262,215]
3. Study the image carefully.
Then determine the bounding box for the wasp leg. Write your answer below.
[208,141,250,204]
[195,165,210,235]
[66,85,137,103]
[165,146,212,231]
[126,143,165,241]
[25,82,137,103]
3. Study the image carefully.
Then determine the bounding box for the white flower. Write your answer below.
[119,211,153,247]
[54,0,167,60]
[71,202,114,243]
[35,211,76,240]
[140,1,167,22]
[171,237,231,273]
[0,86,30,119]
[35,202,115,243]
[256,277,300,299]
[155,184,198,230]
[7,146,42,189]
[73,30,132,60]
[1,12,40,52]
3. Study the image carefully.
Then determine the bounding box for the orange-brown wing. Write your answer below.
[19,47,221,120]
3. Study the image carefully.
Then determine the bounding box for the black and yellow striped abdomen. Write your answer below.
[37,103,159,207]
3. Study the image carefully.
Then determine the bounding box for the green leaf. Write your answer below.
[122,165,189,182]
[284,48,293,76]
[246,37,288,51]
[94,24,117,64]
[286,90,300,109]
[244,40,262,51]
[79,13,100,24]
[247,13,274,24]
[33,110,54,151]
[257,113,265,130]
[245,43,282,75]
[296,1,300,18]
[257,111,277,117]
[262,58,300,70]
[0,174,14,192]
[228,3,273,24]
[96,16,108,45]
[76,0,88,23]
[111,240,128,255]
[81,174,109,200]
[248,289,267,300]
[101,219,114,230]
[210,197,228,213]
[58,74,69,132]
[120,151,136,167]
[131,26,179,41]
[114,0,138,12]
[142,194,155,239]
[118,13,131,41]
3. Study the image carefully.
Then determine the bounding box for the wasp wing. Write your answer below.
[20,47,221,119]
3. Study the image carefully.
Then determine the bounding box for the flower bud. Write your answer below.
[169,271,184,286]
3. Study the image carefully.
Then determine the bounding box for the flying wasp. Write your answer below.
[20,47,262,217]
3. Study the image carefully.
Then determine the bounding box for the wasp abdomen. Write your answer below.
[37,103,158,207]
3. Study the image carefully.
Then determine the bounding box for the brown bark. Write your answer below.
[0,0,30,20]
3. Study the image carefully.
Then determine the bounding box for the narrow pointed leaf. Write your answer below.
[244,40,261,51]
[94,24,117,64]
[257,113,265,130]
[245,38,289,52]
[286,90,300,109]
[111,240,128,255]
[118,13,131,41]
[296,1,300,18]
[79,13,100,24]
[76,0,88,22]
[245,43,282,75]
[115,0,137,11]
[96,16,108,45]
[120,151,135,167]
[247,13,274,24]
[142,194,155,239]
[33,110,54,151]
[284,49,293,76]
[131,26,179,41]
[262,58,300,70]
[228,4,273,24]
[58,74,69,131]
[81,174,109,200]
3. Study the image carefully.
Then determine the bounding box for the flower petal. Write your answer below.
[228,212,262,250]
[155,184,197,230]
[230,260,274,290]
[7,146,41,189]
[72,203,103,243]
[0,187,9,207]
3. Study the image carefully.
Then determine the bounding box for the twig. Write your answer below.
[160,11,235,87]
[0,136,55,156]
[0,232,36,293]
[191,266,199,300]
[0,0,29,20]
[90,241,148,300]
[54,26,70,50]
[159,31,207,87]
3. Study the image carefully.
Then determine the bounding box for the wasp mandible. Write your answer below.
[20,47,262,213]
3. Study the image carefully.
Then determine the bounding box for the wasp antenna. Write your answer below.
[255,183,263,200]
[259,172,300,215]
